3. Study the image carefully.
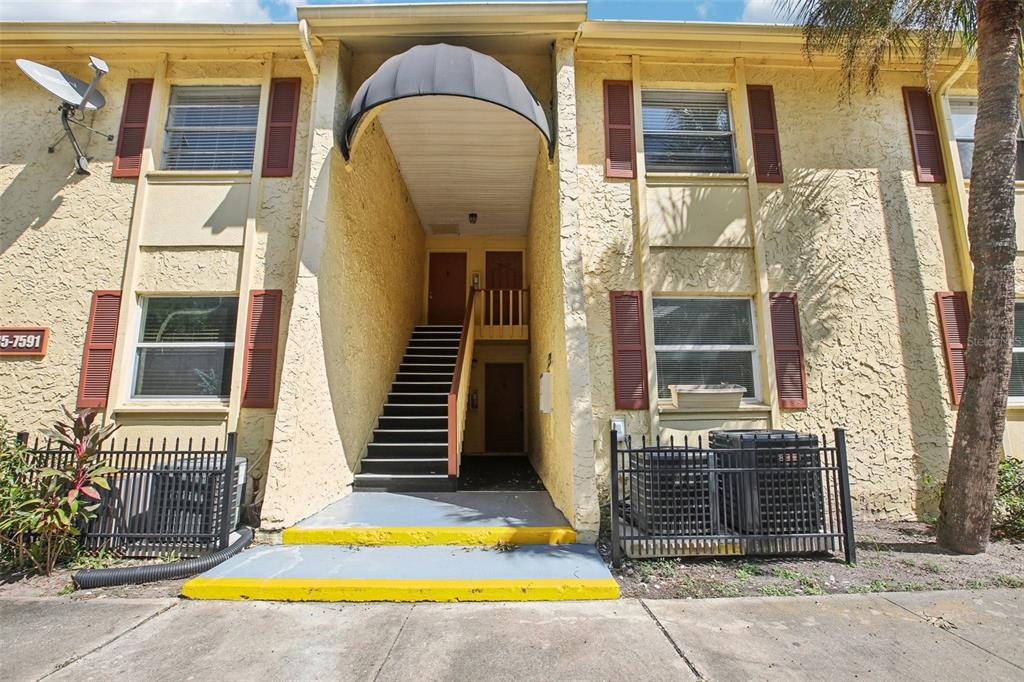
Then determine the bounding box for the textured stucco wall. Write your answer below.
[574,57,968,519]
[320,119,425,472]
[752,66,962,518]
[0,58,154,431]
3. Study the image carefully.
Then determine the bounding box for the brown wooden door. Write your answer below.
[485,363,525,453]
[485,251,524,325]
[428,252,467,325]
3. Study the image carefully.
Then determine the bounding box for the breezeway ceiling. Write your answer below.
[376,95,543,237]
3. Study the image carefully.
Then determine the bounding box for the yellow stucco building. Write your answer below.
[2,2,1022,547]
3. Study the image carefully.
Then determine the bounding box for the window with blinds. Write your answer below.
[652,297,758,400]
[1013,301,1024,400]
[642,90,737,173]
[162,86,261,171]
[132,296,238,399]
[948,97,1024,181]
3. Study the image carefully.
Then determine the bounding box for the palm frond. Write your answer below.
[785,0,977,96]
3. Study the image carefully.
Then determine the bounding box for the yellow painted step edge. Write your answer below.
[281,526,577,546]
[182,577,620,602]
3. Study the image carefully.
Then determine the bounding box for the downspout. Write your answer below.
[933,47,976,297]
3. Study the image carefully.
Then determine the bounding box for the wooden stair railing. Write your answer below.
[475,288,529,340]
[447,288,478,478]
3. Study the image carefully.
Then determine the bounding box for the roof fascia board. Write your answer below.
[0,22,299,51]
[298,2,587,38]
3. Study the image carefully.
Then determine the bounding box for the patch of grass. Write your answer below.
[58,583,75,596]
[636,558,676,580]
[965,579,988,589]
[66,548,119,571]
[899,558,917,568]
[735,562,762,580]
[799,576,825,595]
[993,575,1024,589]
[759,585,796,597]
[716,583,742,598]
[772,567,801,580]
[922,560,944,575]
[851,579,927,594]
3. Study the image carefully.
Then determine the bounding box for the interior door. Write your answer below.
[485,251,524,325]
[428,252,467,325]
[485,363,525,453]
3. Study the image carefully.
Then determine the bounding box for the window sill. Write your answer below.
[145,170,253,185]
[112,402,230,417]
[1007,402,1024,412]
[645,172,748,187]
[657,401,771,416]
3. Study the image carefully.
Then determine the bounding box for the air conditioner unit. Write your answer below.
[148,455,247,550]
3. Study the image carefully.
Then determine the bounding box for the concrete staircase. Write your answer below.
[182,492,619,603]
[353,325,462,492]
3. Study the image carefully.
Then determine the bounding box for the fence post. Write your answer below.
[609,429,622,568]
[834,428,856,564]
[220,432,238,550]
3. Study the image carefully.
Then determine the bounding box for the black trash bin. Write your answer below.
[710,430,826,546]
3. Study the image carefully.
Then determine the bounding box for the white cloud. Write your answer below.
[741,0,784,24]
[0,0,301,22]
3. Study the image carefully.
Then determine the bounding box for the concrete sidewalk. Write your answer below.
[1,590,1020,681]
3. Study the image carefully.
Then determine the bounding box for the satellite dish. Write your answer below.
[16,56,113,175]
[17,58,107,110]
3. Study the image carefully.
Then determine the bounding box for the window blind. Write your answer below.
[948,96,1024,181]
[162,85,261,171]
[642,90,736,173]
[1013,301,1024,399]
[652,298,757,400]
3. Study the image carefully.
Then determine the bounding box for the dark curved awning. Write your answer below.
[341,43,553,159]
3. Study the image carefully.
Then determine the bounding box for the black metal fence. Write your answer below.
[610,428,855,565]
[16,431,240,558]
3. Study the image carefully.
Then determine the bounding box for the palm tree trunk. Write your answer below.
[937,0,1022,554]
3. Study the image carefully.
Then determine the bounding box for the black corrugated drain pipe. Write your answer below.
[73,527,254,590]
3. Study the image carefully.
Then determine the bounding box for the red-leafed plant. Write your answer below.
[0,408,118,575]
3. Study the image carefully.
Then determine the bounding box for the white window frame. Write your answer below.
[641,89,739,175]
[947,95,1024,181]
[160,84,262,172]
[129,295,237,401]
[652,296,761,403]
[1012,300,1024,405]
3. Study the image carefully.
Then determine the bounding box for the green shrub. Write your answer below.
[993,458,1024,541]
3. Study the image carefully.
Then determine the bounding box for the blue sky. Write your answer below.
[0,0,787,24]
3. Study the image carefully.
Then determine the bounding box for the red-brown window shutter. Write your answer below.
[262,78,301,177]
[769,292,808,409]
[78,291,122,409]
[241,290,283,408]
[747,85,784,183]
[610,290,649,409]
[902,87,946,184]
[604,80,636,179]
[112,79,154,178]
[936,291,970,405]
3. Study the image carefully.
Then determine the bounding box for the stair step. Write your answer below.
[366,442,447,458]
[402,353,457,363]
[395,372,453,383]
[408,340,460,349]
[182,545,619,602]
[377,415,448,430]
[399,363,455,374]
[387,392,448,405]
[372,428,447,444]
[382,403,447,417]
[411,330,463,340]
[391,382,450,394]
[352,473,456,493]
[415,325,463,331]
[360,457,448,475]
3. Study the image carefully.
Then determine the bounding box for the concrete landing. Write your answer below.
[282,491,575,545]
[182,544,618,602]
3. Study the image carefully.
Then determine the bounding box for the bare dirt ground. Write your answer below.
[0,559,186,600]
[599,520,1024,599]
